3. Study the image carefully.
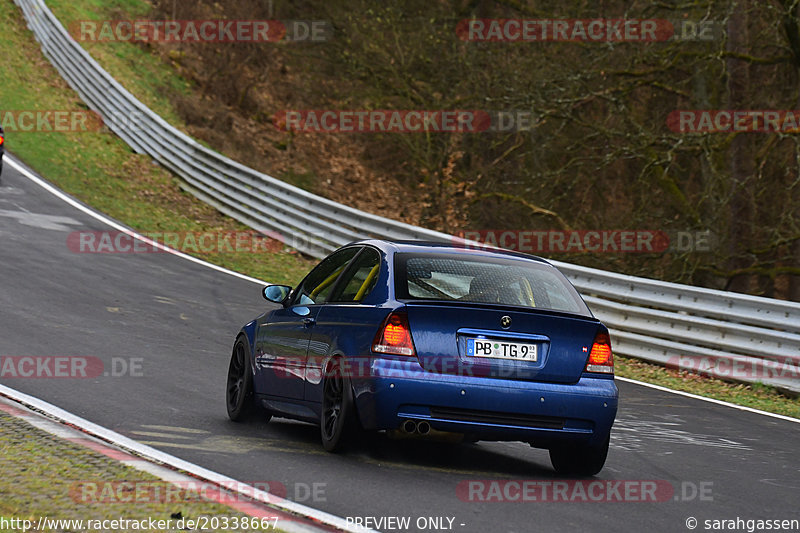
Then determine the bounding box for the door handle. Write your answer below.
[303,317,316,327]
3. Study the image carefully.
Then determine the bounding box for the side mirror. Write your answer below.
[263,285,291,304]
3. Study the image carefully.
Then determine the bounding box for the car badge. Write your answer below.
[500,315,512,328]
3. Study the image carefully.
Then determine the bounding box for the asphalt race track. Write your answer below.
[1,157,798,532]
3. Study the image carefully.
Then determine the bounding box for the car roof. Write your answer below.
[349,239,552,265]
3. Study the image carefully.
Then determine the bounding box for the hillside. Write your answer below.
[47,0,800,301]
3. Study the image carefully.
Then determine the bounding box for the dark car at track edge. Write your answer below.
[0,125,5,177]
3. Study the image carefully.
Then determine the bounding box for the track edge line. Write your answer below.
[0,382,374,533]
[616,377,800,424]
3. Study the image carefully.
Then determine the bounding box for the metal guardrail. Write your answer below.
[16,0,800,392]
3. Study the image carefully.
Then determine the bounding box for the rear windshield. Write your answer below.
[395,253,590,316]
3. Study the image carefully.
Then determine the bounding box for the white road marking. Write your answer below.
[616,377,800,425]
[0,208,82,231]
[611,415,751,451]
[0,383,372,533]
[5,156,267,285]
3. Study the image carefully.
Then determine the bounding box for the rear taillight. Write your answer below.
[372,312,416,357]
[0,135,4,146]
[584,331,614,374]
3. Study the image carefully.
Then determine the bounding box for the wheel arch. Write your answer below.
[238,320,257,355]
[321,351,365,429]
[234,321,258,385]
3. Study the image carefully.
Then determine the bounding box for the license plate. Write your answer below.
[466,338,538,361]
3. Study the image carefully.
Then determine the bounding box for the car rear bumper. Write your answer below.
[352,357,617,446]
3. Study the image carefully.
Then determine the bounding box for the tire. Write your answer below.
[226,336,267,422]
[320,358,359,452]
[549,433,610,477]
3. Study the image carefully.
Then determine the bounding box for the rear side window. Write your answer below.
[395,253,589,315]
[292,247,360,305]
[331,248,381,302]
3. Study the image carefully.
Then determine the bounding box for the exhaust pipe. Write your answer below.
[390,419,453,440]
[401,419,418,434]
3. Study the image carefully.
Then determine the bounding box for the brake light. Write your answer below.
[584,331,614,374]
[372,312,416,357]
[0,135,4,146]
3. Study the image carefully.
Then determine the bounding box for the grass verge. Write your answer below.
[616,355,799,419]
[0,0,797,420]
[0,411,280,532]
[0,0,314,286]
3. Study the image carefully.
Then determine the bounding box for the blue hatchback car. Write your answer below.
[226,240,618,475]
